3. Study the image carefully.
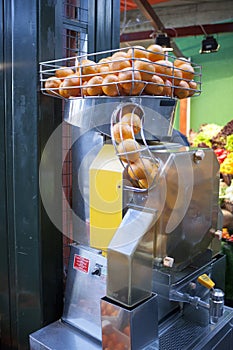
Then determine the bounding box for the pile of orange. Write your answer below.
[44,45,198,99]
[102,332,127,350]
[112,110,157,189]
[101,302,119,317]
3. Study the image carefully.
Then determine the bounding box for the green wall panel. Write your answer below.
[175,32,233,131]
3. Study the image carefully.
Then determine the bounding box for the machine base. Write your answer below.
[30,306,233,350]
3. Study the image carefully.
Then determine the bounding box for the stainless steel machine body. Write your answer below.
[30,96,233,349]
[62,244,107,340]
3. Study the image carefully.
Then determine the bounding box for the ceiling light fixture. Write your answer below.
[199,35,220,54]
[155,33,173,51]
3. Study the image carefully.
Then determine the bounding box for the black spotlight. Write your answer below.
[200,35,220,54]
[155,33,171,48]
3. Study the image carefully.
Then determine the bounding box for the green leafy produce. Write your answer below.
[225,135,233,152]
[201,123,223,137]
[219,180,228,206]
[212,119,233,149]
[193,123,222,148]
[192,132,212,147]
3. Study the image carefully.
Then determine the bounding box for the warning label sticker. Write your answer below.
[73,254,90,273]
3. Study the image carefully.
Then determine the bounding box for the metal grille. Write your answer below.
[63,0,88,57]
[63,0,88,23]
[63,29,88,57]
[62,0,88,272]
[159,318,204,350]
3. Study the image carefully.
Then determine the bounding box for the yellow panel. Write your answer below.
[89,145,124,251]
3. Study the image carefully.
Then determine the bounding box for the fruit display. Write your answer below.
[41,45,201,100]
[189,120,233,231]
[212,120,233,150]
[190,123,223,148]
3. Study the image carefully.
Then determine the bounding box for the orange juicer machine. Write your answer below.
[29,48,233,350]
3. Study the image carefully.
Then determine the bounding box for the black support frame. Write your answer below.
[0,0,120,349]
[0,1,63,349]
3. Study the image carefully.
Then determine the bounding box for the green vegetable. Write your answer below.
[225,135,233,152]
[219,180,228,206]
[193,123,222,148]
[193,132,212,147]
[200,123,222,137]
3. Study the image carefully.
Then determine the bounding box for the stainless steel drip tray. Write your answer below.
[157,307,233,350]
[29,307,233,350]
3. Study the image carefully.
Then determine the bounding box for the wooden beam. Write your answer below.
[133,0,183,56]
[121,1,233,29]
[179,98,188,136]
[120,22,233,42]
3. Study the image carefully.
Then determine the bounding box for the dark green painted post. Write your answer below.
[88,0,120,57]
[0,0,63,348]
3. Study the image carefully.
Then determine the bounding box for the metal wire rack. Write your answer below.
[110,102,162,192]
[62,0,88,272]
[40,46,202,100]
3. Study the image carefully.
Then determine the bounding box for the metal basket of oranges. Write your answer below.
[40,45,202,100]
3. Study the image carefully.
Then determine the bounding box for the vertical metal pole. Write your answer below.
[0,0,63,348]
[88,0,120,56]
[0,2,12,348]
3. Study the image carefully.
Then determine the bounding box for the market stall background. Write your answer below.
[0,0,233,348]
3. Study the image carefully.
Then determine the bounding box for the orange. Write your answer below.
[81,80,88,96]
[112,122,134,143]
[154,60,173,80]
[102,74,119,96]
[97,58,112,77]
[179,63,195,81]
[115,344,126,350]
[109,57,131,72]
[58,82,67,98]
[123,325,130,336]
[55,66,74,80]
[127,46,148,60]
[138,178,150,189]
[98,65,110,77]
[147,44,164,62]
[97,58,111,73]
[174,57,190,67]
[59,74,80,98]
[134,59,155,81]
[128,158,153,180]
[188,80,198,96]
[102,334,108,348]
[111,51,128,59]
[79,59,98,81]
[45,76,61,95]
[162,79,173,97]
[97,57,111,67]
[118,68,144,95]
[144,74,164,95]
[138,164,158,189]
[86,76,103,96]
[174,80,190,99]
[121,112,141,134]
[117,139,141,162]
[168,67,183,86]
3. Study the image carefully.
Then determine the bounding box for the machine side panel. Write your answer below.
[89,145,124,251]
